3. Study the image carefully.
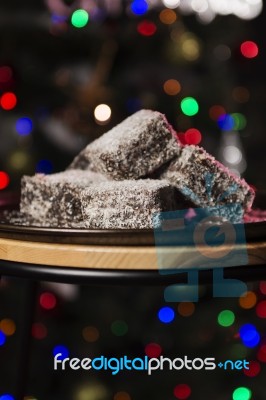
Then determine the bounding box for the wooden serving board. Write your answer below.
[0,237,265,270]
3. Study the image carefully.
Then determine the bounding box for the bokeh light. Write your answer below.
[259,281,266,295]
[232,87,250,103]
[0,319,16,336]
[163,79,181,95]
[36,159,53,174]
[0,92,17,110]
[39,292,57,310]
[158,306,175,323]
[94,104,111,124]
[240,41,258,58]
[174,384,191,399]
[130,0,148,15]
[217,310,235,327]
[0,66,13,83]
[256,300,266,318]
[257,344,266,362]
[243,360,261,377]
[239,291,257,309]
[180,97,199,116]
[209,105,226,121]
[231,113,247,130]
[162,0,180,9]
[181,37,200,61]
[137,20,157,36]
[145,342,162,358]
[113,392,131,400]
[0,331,6,346]
[184,128,202,145]
[0,171,10,190]
[177,302,195,317]
[217,114,234,130]
[32,322,48,339]
[53,344,69,360]
[239,324,260,348]
[111,320,128,336]
[82,326,100,342]
[159,9,177,24]
[232,387,251,400]
[223,146,242,164]
[15,117,33,136]
[213,44,231,61]
[0,395,15,400]
[71,9,89,28]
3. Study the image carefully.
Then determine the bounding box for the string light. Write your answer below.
[240,41,258,59]
[239,291,257,309]
[256,301,266,318]
[239,324,260,348]
[217,310,235,327]
[137,20,157,36]
[15,117,33,136]
[111,320,128,336]
[71,9,89,28]
[158,306,175,323]
[184,128,202,145]
[163,79,181,95]
[243,360,261,377]
[39,292,57,310]
[217,114,234,130]
[0,319,16,336]
[232,387,251,400]
[145,343,162,358]
[180,97,199,116]
[0,92,17,110]
[130,0,148,15]
[159,9,177,24]
[0,171,10,190]
[162,0,180,9]
[94,104,111,124]
[174,384,191,399]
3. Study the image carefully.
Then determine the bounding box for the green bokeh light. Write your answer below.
[111,320,128,336]
[231,113,247,130]
[180,97,199,116]
[218,310,235,327]
[71,9,89,28]
[232,387,251,400]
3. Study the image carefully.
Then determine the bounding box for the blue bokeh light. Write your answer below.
[15,117,33,136]
[53,345,69,360]
[0,331,6,346]
[130,0,148,15]
[217,114,234,131]
[36,159,53,174]
[0,394,15,400]
[158,306,175,323]
[239,324,260,348]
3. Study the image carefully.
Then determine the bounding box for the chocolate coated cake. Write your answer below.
[68,109,180,180]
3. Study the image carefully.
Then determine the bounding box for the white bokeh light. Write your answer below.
[94,104,112,124]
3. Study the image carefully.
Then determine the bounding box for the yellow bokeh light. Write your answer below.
[159,9,177,24]
[94,104,111,124]
[0,318,16,336]
[182,37,200,61]
[163,79,181,95]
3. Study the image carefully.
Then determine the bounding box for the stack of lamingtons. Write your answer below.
[20,110,255,229]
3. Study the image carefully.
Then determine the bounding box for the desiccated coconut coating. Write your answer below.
[80,179,180,229]
[69,109,180,180]
[20,170,107,226]
[160,145,255,223]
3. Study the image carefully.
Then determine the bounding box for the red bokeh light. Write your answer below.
[256,300,266,318]
[32,322,48,339]
[240,41,258,59]
[243,360,261,377]
[209,105,226,121]
[145,342,162,358]
[174,384,191,399]
[0,92,17,110]
[259,281,266,294]
[0,66,13,83]
[137,20,157,36]
[257,344,266,362]
[0,171,10,190]
[39,292,57,310]
[184,128,202,145]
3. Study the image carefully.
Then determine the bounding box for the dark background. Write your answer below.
[0,1,265,399]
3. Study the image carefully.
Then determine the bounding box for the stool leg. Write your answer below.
[15,280,38,400]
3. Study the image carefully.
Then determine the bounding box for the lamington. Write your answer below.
[160,145,255,223]
[68,109,181,180]
[20,170,107,226]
